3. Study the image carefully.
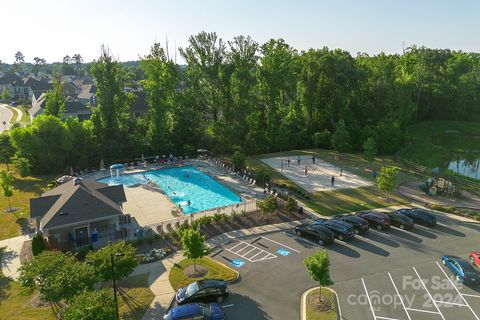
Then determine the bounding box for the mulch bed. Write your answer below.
[308,292,331,312]
[201,209,306,239]
[183,265,208,278]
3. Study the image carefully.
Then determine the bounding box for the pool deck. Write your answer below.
[82,160,264,227]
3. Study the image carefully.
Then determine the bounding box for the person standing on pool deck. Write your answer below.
[305,166,308,176]
[312,156,315,164]
[340,166,343,176]
[297,155,301,165]
[331,175,335,186]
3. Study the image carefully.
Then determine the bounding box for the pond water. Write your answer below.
[447,159,480,179]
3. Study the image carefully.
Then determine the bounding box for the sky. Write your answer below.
[1,0,479,63]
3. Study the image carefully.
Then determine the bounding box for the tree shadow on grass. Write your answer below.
[0,249,13,306]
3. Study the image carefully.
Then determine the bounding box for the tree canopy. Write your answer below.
[4,37,480,174]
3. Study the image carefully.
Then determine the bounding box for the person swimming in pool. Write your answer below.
[187,200,191,206]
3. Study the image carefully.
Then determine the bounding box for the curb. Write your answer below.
[206,219,309,251]
[165,256,242,312]
[300,286,342,320]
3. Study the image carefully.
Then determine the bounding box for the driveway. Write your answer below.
[210,211,480,319]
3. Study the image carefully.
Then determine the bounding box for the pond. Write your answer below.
[447,159,480,179]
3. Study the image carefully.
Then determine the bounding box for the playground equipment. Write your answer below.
[420,177,461,197]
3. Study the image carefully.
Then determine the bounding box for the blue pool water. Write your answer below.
[97,166,241,214]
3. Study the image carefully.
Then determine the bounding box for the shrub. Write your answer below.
[255,168,270,185]
[232,151,246,170]
[213,213,223,222]
[285,196,297,214]
[196,216,212,227]
[32,233,45,256]
[76,245,93,261]
[14,157,31,177]
[258,195,278,214]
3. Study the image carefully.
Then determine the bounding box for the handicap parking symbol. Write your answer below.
[277,248,290,256]
[231,258,246,268]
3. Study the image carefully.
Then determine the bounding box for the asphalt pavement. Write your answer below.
[0,103,12,131]
[211,211,480,320]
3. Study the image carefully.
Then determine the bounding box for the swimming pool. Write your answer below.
[97,166,241,214]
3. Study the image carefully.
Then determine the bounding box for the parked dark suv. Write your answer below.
[314,219,355,241]
[356,211,391,230]
[332,214,370,234]
[396,208,437,227]
[388,213,415,230]
[175,280,228,305]
[294,223,336,245]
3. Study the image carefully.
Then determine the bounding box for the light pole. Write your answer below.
[110,252,124,320]
[2,121,6,131]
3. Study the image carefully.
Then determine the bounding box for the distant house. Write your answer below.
[3,75,52,101]
[30,178,128,250]
[29,95,91,121]
[64,96,91,120]
[77,84,97,105]
[63,81,81,96]
[0,72,21,97]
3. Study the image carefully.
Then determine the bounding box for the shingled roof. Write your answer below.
[30,179,126,230]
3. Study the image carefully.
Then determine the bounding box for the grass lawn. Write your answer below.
[5,106,19,124]
[248,149,413,215]
[305,288,337,320]
[0,165,56,240]
[398,120,480,168]
[169,257,238,291]
[116,274,155,320]
[19,105,31,123]
[306,186,409,216]
[0,249,54,320]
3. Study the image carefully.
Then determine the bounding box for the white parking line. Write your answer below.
[376,317,400,320]
[435,261,480,320]
[433,300,468,307]
[225,241,277,262]
[388,272,412,320]
[412,267,446,320]
[261,236,301,253]
[361,278,378,320]
[462,293,480,298]
[222,304,234,308]
[405,308,440,315]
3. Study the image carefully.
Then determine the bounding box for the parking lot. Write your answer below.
[210,211,480,320]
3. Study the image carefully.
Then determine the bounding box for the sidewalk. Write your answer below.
[0,234,33,280]
[129,251,184,320]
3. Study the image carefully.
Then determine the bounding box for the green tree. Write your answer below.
[330,119,351,152]
[1,88,11,100]
[181,229,208,271]
[140,43,178,154]
[363,137,378,161]
[231,150,246,170]
[18,251,97,306]
[0,133,15,170]
[304,250,333,304]
[44,73,65,117]
[90,46,132,160]
[0,169,14,212]
[258,195,278,214]
[63,289,116,320]
[85,241,138,282]
[14,157,31,177]
[376,166,400,200]
[10,115,72,173]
